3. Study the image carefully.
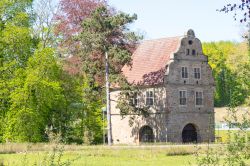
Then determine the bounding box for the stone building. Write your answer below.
[110,29,215,144]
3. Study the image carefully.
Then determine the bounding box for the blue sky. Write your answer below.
[108,0,247,42]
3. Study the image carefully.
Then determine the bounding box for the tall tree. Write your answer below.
[78,6,139,85]
[33,0,58,48]
[3,48,65,142]
[54,0,106,57]
[0,0,34,142]
[76,6,142,143]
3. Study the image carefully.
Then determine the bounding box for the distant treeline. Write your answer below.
[203,41,250,107]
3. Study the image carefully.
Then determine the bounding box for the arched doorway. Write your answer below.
[139,126,154,143]
[182,123,197,143]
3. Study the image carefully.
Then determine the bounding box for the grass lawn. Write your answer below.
[215,130,250,143]
[0,143,249,166]
[0,151,196,166]
[0,144,204,166]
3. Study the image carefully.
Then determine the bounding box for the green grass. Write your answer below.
[0,144,207,166]
[215,130,250,143]
[0,151,196,166]
[0,143,249,166]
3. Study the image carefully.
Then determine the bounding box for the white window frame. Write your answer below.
[181,67,188,78]
[179,90,187,106]
[132,92,140,107]
[195,91,203,106]
[146,90,154,106]
[194,67,201,79]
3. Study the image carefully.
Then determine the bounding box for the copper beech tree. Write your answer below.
[54,0,106,57]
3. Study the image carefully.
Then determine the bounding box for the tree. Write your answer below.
[218,0,250,23]
[33,0,58,48]
[76,6,141,144]
[0,0,34,142]
[54,0,106,57]
[78,6,139,85]
[3,48,65,142]
[203,41,250,107]
[0,0,106,144]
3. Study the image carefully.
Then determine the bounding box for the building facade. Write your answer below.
[110,29,215,144]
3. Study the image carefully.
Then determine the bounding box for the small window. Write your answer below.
[186,49,190,55]
[192,49,196,55]
[146,91,154,106]
[188,40,193,45]
[179,90,187,105]
[196,91,203,106]
[194,68,201,79]
[132,92,139,107]
[181,67,188,78]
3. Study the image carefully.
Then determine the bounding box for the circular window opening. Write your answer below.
[188,40,193,45]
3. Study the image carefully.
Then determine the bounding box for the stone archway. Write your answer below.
[182,123,197,143]
[139,125,154,143]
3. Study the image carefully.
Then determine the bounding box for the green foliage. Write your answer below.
[195,146,220,166]
[78,6,140,85]
[3,48,64,142]
[78,6,146,123]
[195,107,250,165]
[203,41,250,107]
[0,0,35,143]
[65,78,103,145]
[0,0,105,144]
[75,6,142,140]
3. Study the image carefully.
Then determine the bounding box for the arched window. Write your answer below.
[139,126,154,143]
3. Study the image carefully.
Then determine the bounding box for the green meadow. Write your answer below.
[0,142,249,166]
[0,130,249,165]
[0,144,201,166]
[0,151,195,166]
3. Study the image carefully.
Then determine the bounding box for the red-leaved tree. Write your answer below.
[54,0,107,60]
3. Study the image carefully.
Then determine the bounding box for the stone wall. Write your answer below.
[110,87,168,144]
[165,29,215,142]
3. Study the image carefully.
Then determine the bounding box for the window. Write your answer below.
[192,49,196,55]
[146,91,154,106]
[195,91,203,106]
[181,67,188,78]
[188,40,193,45]
[179,90,187,105]
[194,68,201,79]
[132,92,139,107]
[186,49,190,55]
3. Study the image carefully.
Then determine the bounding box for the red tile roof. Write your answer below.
[122,36,181,85]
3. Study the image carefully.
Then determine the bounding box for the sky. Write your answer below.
[108,0,247,42]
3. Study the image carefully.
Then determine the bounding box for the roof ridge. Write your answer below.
[142,36,183,42]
